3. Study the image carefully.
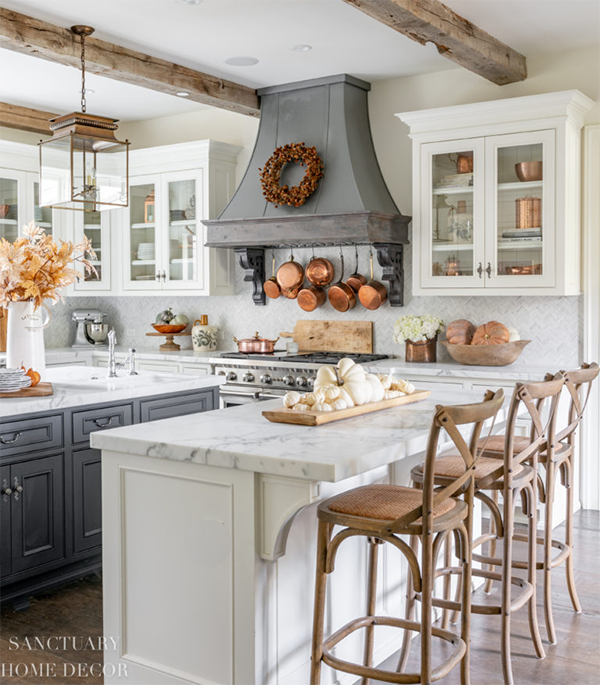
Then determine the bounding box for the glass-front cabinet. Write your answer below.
[123,171,204,292]
[72,210,112,291]
[0,170,23,242]
[400,91,591,297]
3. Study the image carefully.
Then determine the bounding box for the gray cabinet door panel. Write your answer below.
[72,448,102,554]
[11,454,65,574]
[0,415,63,458]
[1,465,11,578]
[72,403,134,444]
[140,390,214,423]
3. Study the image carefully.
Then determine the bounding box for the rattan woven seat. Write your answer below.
[327,484,457,521]
[478,434,530,455]
[422,455,523,480]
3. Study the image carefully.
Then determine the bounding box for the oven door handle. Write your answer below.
[259,392,287,400]
[220,388,261,399]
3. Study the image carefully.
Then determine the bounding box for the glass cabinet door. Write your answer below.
[420,138,485,288]
[125,177,161,290]
[0,171,24,242]
[73,210,111,290]
[32,180,53,237]
[486,130,555,287]
[162,172,203,290]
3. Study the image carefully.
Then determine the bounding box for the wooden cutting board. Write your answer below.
[0,382,53,398]
[280,320,373,353]
[0,308,7,353]
[263,389,431,426]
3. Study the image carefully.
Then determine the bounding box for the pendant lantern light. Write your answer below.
[38,25,130,211]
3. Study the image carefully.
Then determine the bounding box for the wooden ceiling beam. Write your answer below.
[342,0,527,85]
[0,7,260,117]
[0,102,56,135]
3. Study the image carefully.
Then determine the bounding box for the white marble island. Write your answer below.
[92,388,504,685]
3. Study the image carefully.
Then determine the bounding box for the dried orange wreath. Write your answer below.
[259,142,324,208]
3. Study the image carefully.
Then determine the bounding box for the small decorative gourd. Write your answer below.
[283,391,302,408]
[471,321,510,346]
[446,319,476,345]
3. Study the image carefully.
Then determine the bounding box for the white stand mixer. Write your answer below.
[72,309,110,348]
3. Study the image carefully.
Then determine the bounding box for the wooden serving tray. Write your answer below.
[262,389,431,426]
[0,382,53,398]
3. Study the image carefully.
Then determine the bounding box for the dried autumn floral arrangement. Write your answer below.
[0,222,97,309]
[259,142,324,208]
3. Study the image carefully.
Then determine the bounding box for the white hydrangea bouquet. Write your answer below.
[393,314,445,344]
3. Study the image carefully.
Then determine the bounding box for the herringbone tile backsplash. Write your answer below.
[47,244,582,367]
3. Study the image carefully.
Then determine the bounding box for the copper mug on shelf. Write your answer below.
[516,196,542,229]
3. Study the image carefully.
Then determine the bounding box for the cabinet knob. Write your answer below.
[477,262,483,278]
[1,487,12,497]
[155,272,161,282]
[15,485,23,493]
[486,262,492,278]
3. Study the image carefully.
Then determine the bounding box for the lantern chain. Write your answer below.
[80,31,86,113]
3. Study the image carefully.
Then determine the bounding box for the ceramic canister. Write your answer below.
[192,315,219,352]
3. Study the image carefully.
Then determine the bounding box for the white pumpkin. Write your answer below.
[284,391,301,408]
[322,385,341,401]
[329,398,348,411]
[507,326,520,342]
[391,378,415,395]
[384,389,404,400]
[313,402,333,412]
[377,374,393,390]
[365,373,385,403]
[303,392,318,406]
[293,403,309,412]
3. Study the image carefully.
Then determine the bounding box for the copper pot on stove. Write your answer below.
[232,332,280,354]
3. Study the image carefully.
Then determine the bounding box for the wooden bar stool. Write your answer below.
[486,363,599,644]
[406,376,564,685]
[310,389,504,685]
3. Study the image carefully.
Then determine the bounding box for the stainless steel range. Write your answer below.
[212,352,389,408]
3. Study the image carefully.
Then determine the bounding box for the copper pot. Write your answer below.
[346,246,367,292]
[306,255,335,287]
[277,253,304,290]
[358,251,387,310]
[456,153,473,174]
[298,285,327,312]
[328,251,356,312]
[232,332,280,354]
[516,196,542,229]
[281,286,300,300]
[406,336,437,363]
[515,161,543,183]
[263,252,281,299]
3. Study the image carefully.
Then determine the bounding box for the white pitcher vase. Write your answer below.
[6,301,51,378]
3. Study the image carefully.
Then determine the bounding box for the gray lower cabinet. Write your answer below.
[0,386,219,608]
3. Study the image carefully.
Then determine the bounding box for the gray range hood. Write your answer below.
[204,74,410,305]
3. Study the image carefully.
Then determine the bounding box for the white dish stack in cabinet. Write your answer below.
[122,140,241,296]
[397,90,594,296]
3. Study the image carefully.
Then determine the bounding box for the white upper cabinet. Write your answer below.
[397,90,594,296]
[121,140,241,296]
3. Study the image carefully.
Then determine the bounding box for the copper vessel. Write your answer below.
[306,256,335,287]
[298,285,327,311]
[281,286,300,299]
[276,254,304,290]
[456,153,473,174]
[328,251,356,312]
[232,332,279,354]
[346,246,367,292]
[516,196,542,229]
[515,161,543,182]
[358,251,387,310]
[405,336,437,363]
[263,252,281,299]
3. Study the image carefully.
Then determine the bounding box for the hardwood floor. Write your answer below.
[0,512,598,684]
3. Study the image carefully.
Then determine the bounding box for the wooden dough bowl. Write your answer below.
[441,340,531,366]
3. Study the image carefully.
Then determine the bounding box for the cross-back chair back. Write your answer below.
[383,388,505,537]
[554,362,599,446]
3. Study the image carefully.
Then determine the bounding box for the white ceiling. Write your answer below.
[0,0,598,122]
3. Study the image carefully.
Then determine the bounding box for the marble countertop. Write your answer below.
[92,387,505,482]
[0,366,224,418]
[367,359,557,381]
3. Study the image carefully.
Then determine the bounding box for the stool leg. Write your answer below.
[421,528,434,685]
[441,533,452,630]
[484,490,499,594]
[450,529,463,625]
[543,462,557,645]
[526,482,545,659]
[501,487,515,685]
[310,521,330,685]
[458,523,472,685]
[397,534,418,673]
[564,458,582,613]
[362,538,380,685]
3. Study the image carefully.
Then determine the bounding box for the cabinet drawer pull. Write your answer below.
[93,416,115,428]
[477,262,483,278]
[486,262,492,278]
[0,431,22,444]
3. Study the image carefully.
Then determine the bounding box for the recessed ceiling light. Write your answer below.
[225,56,259,67]
[290,44,312,52]
[176,91,190,97]
[177,0,203,5]
[83,88,95,95]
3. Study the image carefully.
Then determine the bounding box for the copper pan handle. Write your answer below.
[232,336,239,343]
[280,332,294,338]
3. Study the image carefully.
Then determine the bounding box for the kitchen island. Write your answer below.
[93,387,505,685]
[0,367,223,608]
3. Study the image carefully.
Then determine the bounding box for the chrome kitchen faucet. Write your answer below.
[107,330,138,378]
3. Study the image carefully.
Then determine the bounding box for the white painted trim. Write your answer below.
[581,125,600,510]
[396,90,594,136]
